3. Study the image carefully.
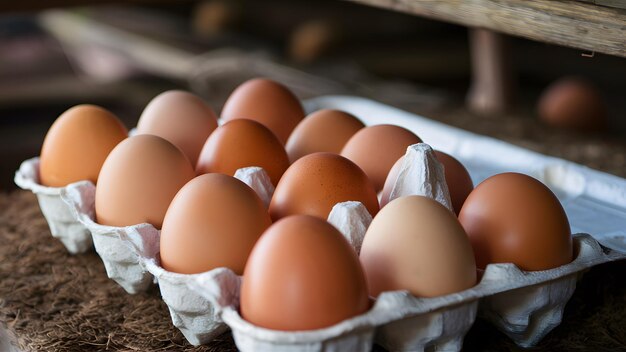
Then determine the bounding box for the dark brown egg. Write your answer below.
[459,172,572,271]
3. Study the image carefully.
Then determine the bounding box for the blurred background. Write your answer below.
[1,0,625,189]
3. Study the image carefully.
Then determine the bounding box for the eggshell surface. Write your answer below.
[459,172,573,271]
[220,78,305,144]
[286,109,365,162]
[360,195,476,298]
[137,90,218,165]
[434,151,474,215]
[538,77,607,132]
[95,135,195,228]
[240,215,370,331]
[196,119,290,186]
[269,152,379,220]
[40,104,128,187]
[341,125,421,191]
[159,174,271,275]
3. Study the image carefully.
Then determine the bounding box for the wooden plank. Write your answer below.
[346,0,626,58]
[596,0,626,10]
[0,0,190,12]
[576,0,626,10]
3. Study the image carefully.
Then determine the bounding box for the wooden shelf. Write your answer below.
[347,0,626,58]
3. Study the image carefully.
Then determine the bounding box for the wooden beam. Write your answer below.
[0,0,190,13]
[346,0,626,58]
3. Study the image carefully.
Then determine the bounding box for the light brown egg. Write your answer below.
[95,135,195,228]
[269,152,379,221]
[286,109,365,162]
[459,173,572,271]
[137,90,218,165]
[220,78,305,144]
[159,174,271,275]
[341,125,422,191]
[537,77,607,132]
[39,105,128,187]
[360,195,476,298]
[196,119,290,186]
[381,151,473,215]
[241,215,370,331]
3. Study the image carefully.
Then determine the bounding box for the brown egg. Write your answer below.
[459,172,572,271]
[159,174,271,275]
[381,151,473,214]
[220,78,305,144]
[341,125,422,191]
[286,109,365,163]
[434,151,474,215]
[137,90,218,165]
[241,215,370,331]
[269,152,379,221]
[39,105,128,187]
[196,119,290,186]
[95,135,195,228]
[360,195,476,298]
[537,77,607,132]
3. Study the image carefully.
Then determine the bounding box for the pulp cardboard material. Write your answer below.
[234,167,274,207]
[143,260,231,345]
[386,143,453,212]
[189,234,620,352]
[61,181,159,294]
[14,157,92,254]
[60,166,281,344]
[327,201,372,255]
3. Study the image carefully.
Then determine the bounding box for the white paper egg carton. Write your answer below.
[63,178,225,344]
[185,97,626,351]
[61,181,159,294]
[16,96,626,351]
[59,166,280,345]
[188,232,620,352]
[13,157,93,254]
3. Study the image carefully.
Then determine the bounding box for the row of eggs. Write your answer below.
[37,78,572,331]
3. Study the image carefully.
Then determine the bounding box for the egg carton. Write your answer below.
[61,181,160,294]
[305,95,626,346]
[185,140,625,352]
[59,179,236,344]
[13,157,93,254]
[142,259,232,345]
[61,165,291,345]
[62,178,228,345]
[187,232,621,352]
[184,146,484,352]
